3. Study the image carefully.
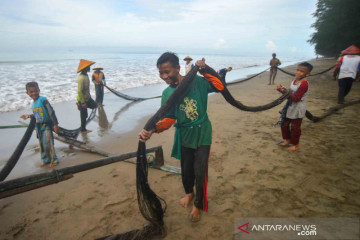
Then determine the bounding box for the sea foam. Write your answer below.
[0,53,304,112]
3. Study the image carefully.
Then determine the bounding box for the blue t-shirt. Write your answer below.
[32,96,51,124]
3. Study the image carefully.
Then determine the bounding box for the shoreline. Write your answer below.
[0,57,309,113]
[1,58,359,240]
[0,59,302,179]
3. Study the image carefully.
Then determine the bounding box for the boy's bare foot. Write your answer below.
[81,130,92,133]
[279,140,291,146]
[40,163,47,167]
[180,193,194,208]
[48,162,59,167]
[287,145,299,151]
[189,206,201,222]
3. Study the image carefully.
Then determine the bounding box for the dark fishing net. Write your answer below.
[96,63,351,240]
[226,67,270,86]
[0,107,97,181]
[58,108,97,139]
[0,116,36,181]
[277,64,336,77]
[276,64,345,122]
[105,86,161,101]
[202,65,291,111]
[97,66,200,240]
[305,100,360,122]
[307,64,336,76]
[277,67,295,77]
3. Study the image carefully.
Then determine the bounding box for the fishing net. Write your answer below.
[0,116,36,181]
[58,108,97,139]
[277,64,336,77]
[226,67,270,86]
[96,66,200,240]
[105,86,161,101]
[202,65,291,111]
[0,107,97,181]
[98,63,292,239]
[305,100,360,122]
[275,64,354,122]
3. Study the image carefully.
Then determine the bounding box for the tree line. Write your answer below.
[308,0,360,57]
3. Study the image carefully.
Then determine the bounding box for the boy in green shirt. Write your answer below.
[139,52,224,222]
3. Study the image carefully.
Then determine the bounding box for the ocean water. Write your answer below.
[0,52,310,178]
[0,52,307,112]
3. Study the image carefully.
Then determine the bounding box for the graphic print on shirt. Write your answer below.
[180,97,199,121]
[33,107,44,123]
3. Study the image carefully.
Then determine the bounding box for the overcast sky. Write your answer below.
[0,0,318,57]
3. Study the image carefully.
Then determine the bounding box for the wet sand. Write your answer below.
[0,58,359,240]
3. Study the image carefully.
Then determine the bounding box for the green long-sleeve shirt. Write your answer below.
[77,73,91,103]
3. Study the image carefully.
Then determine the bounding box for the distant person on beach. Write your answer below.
[218,67,232,83]
[76,59,98,133]
[269,53,281,85]
[276,62,313,151]
[335,52,360,104]
[184,56,194,75]
[92,64,106,106]
[21,81,60,167]
[139,52,225,222]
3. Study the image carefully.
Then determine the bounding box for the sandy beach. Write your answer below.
[0,58,359,240]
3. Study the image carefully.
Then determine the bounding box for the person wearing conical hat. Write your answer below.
[76,59,97,133]
[335,45,360,104]
[92,64,106,106]
[184,56,194,75]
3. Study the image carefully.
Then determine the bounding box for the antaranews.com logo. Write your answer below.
[238,222,317,236]
[234,218,359,240]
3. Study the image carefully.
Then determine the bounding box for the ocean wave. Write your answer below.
[0,54,304,112]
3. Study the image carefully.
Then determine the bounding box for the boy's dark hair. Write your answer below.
[299,62,313,72]
[26,81,39,91]
[157,52,179,68]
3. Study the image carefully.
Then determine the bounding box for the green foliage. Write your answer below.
[308,0,360,57]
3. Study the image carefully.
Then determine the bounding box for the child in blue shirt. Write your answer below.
[21,82,60,167]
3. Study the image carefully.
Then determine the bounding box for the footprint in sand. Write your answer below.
[83,196,94,204]
[223,208,234,215]
[0,202,13,214]
[103,198,129,210]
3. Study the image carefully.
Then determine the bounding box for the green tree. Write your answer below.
[309,0,360,57]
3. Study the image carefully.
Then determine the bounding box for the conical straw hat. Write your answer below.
[183,56,193,61]
[92,64,103,70]
[341,45,360,55]
[77,59,96,73]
